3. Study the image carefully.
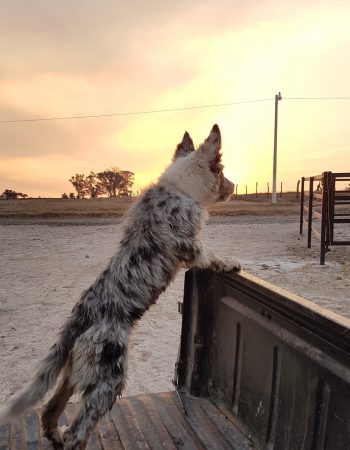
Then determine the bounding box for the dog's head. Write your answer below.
[160,124,234,206]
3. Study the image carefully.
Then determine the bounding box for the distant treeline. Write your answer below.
[63,168,134,199]
[0,189,28,199]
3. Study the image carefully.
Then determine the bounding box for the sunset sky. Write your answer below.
[1,0,350,197]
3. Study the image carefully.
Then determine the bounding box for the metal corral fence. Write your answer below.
[300,171,350,264]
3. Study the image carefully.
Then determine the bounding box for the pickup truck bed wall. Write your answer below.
[1,270,350,449]
[176,270,350,450]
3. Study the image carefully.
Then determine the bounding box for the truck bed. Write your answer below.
[2,269,349,449]
[0,392,253,450]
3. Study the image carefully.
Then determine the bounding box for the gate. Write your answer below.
[299,171,350,264]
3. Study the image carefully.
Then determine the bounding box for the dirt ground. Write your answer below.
[0,214,349,403]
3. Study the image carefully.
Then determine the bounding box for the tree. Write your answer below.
[68,167,135,199]
[69,174,88,199]
[85,172,104,198]
[96,168,124,197]
[119,171,134,196]
[69,193,76,199]
[1,189,28,199]
[61,193,69,199]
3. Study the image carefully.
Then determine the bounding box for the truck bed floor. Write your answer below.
[0,391,253,450]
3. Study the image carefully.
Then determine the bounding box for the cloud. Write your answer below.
[0,104,83,158]
[0,0,194,77]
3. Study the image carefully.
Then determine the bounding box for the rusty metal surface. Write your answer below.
[0,391,253,450]
[177,270,350,450]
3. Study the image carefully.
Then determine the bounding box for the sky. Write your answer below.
[1,0,350,197]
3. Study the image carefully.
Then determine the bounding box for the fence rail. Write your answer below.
[300,171,350,264]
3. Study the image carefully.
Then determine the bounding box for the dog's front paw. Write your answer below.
[221,258,242,272]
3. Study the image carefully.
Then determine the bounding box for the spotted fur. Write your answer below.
[0,124,241,449]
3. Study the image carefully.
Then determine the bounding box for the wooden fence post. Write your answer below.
[299,177,305,234]
[296,180,300,199]
[320,172,328,265]
[307,177,314,248]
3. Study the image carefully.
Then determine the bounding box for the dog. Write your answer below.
[0,124,241,449]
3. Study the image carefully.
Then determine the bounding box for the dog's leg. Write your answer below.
[63,339,127,450]
[62,379,120,450]
[41,363,74,449]
[188,241,241,272]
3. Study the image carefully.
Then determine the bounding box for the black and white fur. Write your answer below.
[0,124,241,449]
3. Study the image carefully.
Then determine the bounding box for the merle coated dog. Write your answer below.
[0,124,241,449]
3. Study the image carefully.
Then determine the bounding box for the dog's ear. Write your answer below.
[172,131,195,161]
[200,124,223,173]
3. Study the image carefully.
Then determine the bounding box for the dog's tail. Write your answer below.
[0,314,86,425]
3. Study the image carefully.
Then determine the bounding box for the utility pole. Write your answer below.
[272,92,282,204]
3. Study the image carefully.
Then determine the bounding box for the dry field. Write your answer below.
[0,193,300,218]
[0,197,134,218]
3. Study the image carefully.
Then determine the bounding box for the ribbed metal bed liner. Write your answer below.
[0,391,253,450]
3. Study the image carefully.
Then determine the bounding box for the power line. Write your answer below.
[0,98,272,124]
[1,96,350,125]
[284,96,350,100]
